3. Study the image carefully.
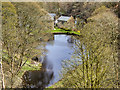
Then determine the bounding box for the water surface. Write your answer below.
[22,34,76,88]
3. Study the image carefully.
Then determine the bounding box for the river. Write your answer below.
[22,34,76,88]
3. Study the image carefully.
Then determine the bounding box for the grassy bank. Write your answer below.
[51,27,81,35]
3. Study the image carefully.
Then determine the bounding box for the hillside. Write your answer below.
[39,2,119,19]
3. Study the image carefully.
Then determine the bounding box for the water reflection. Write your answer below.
[22,56,54,88]
[22,34,75,88]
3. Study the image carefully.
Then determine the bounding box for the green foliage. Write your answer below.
[2,2,17,24]
[2,2,17,48]
[103,2,118,8]
[2,4,19,86]
[76,18,84,29]
[92,5,108,15]
[13,2,54,41]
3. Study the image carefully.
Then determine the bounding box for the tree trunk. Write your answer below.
[0,59,5,88]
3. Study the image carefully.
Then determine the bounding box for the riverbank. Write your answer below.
[51,27,81,36]
[2,49,42,87]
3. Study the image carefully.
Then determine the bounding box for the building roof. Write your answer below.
[48,13,56,20]
[57,16,71,22]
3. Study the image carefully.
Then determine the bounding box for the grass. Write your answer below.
[51,27,81,35]
[21,59,42,71]
[18,59,42,78]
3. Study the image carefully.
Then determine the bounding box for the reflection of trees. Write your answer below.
[67,36,74,43]
[47,34,55,46]
[22,56,54,88]
[22,69,54,88]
